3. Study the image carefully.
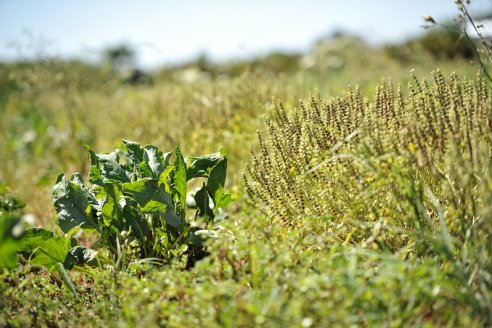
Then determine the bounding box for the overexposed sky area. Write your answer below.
[0,0,491,68]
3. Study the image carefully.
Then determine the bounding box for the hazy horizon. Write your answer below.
[1,0,491,69]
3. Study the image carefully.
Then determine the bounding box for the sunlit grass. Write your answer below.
[1,37,491,326]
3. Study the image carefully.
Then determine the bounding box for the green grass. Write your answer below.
[1,34,491,327]
[1,213,489,327]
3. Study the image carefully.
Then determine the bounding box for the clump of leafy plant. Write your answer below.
[0,184,98,293]
[53,140,230,268]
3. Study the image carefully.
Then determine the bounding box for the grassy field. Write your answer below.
[1,30,491,327]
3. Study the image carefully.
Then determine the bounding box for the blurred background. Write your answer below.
[0,0,491,225]
[1,1,491,69]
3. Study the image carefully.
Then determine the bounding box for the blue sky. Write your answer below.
[0,0,490,68]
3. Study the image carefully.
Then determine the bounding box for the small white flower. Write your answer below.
[12,223,24,237]
[301,317,313,327]
[21,213,36,225]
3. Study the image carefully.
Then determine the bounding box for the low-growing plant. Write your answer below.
[0,141,231,295]
[246,71,489,227]
[245,71,492,321]
[52,140,230,268]
[0,184,96,294]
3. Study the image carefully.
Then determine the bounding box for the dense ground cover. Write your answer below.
[1,30,491,327]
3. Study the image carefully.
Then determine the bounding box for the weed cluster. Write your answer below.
[247,71,489,223]
[246,71,492,320]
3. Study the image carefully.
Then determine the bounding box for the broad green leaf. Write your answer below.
[64,246,98,269]
[86,146,104,185]
[30,236,73,270]
[122,179,173,211]
[120,197,149,243]
[0,239,19,269]
[174,147,187,218]
[96,151,130,183]
[123,139,153,179]
[207,157,230,213]
[138,161,154,179]
[98,184,124,229]
[123,139,145,165]
[18,228,54,253]
[70,173,98,207]
[70,172,85,186]
[162,209,183,229]
[122,179,183,227]
[53,174,100,234]
[0,215,23,269]
[162,152,172,165]
[194,184,214,221]
[213,185,232,210]
[87,146,129,184]
[143,145,169,178]
[124,140,171,179]
[186,152,222,180]
[158,165,174,194]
